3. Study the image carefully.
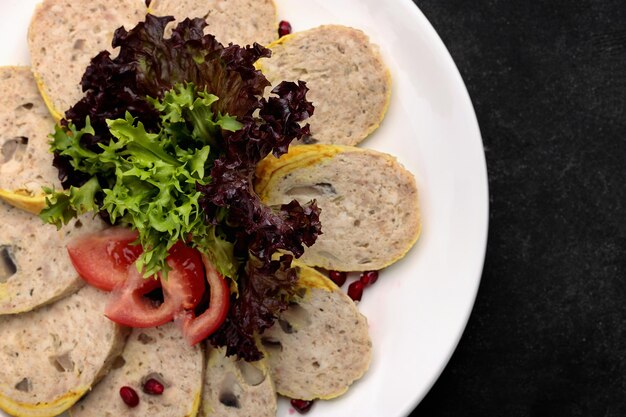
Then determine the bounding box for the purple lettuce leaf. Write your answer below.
[58,15,271,188]
[54,14,321,360]
[200,81,320,360]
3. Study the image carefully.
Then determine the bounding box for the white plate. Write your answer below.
[0,0,488,416]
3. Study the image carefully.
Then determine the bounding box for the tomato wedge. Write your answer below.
[179,254,230,345]
[104,242,205,328]
[67,227,142,291]
[166,241,206,310]
[103,266,168,327]
[67,228,228,341]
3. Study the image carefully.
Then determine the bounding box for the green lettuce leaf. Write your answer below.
[42,84,240,278]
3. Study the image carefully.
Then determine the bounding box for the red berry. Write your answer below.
[328,270,347,287]
[143,378,164,395]
[347,281,364,301]
[278,20,292,37]
[119,386,139,407]
[359,270,379,287]
[291,399,314,413]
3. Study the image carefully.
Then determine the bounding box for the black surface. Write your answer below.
[409,1,626,416]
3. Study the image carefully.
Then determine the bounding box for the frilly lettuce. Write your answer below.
[42,16,321,361]
[43,84,238,278]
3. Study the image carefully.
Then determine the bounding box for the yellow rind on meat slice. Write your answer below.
[254,145,344,198]
[0,190,46,214]
[187,391,202,417]
[0,387,90,417]
[32,72,63,122]
[292,260,337,294]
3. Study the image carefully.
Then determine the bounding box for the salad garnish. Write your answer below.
[41,15,322,360]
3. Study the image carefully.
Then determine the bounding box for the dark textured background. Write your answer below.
[408,0,626,416]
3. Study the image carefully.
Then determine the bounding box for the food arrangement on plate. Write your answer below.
[0,0,421,416]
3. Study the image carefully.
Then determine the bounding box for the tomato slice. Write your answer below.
[166,241,206,309]
[104,243,206,328]
[67,227,222,335]
[67,227,142,291]
[179,254,230,345]
[103,266,168,327]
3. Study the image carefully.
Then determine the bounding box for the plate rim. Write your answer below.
[394,0,489,414]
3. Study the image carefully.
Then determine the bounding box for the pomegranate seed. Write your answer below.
[143,378,164,395]
[359,270,379,287]
[291,399,314,413]
[119,386,139,407]
[347,280,364,301]
[278,20,292,37]
[328,270,347,287]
